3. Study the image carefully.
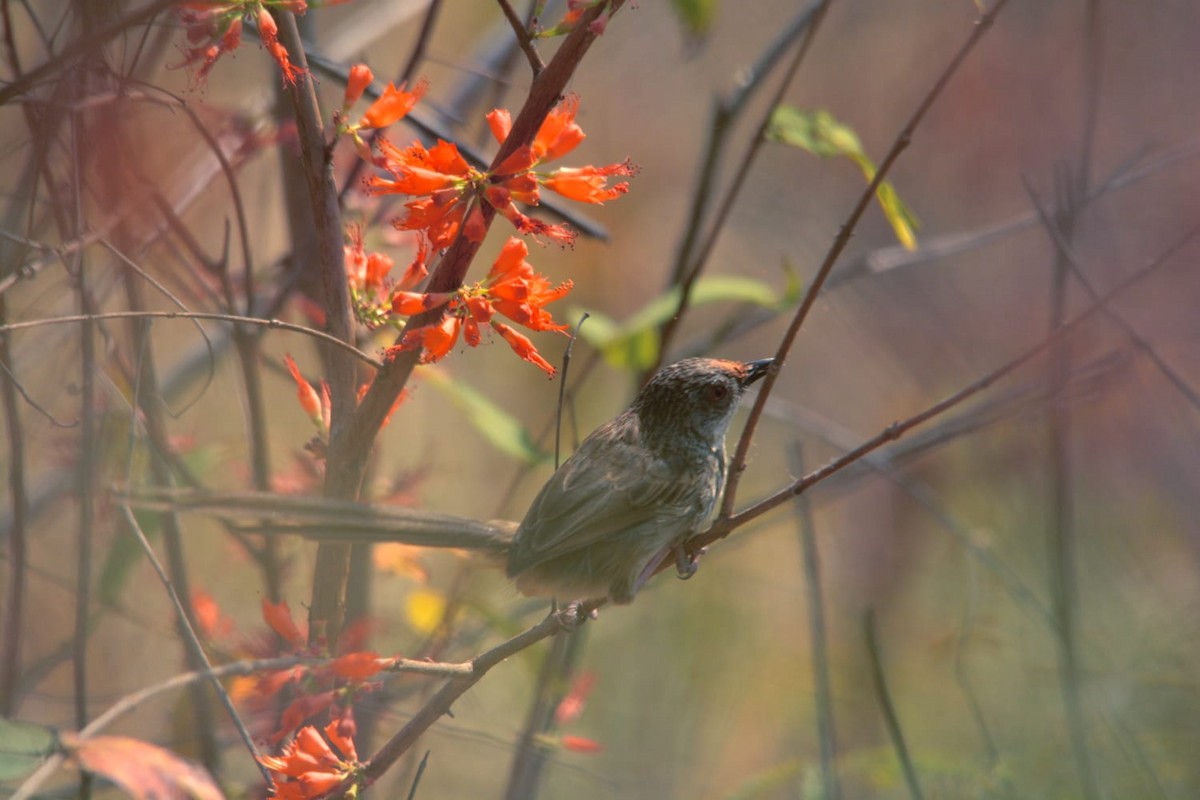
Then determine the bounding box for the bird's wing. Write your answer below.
[507,413,711,573]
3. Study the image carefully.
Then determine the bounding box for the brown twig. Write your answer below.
[864,611,925,800]
[0,295,27,716]
[698,220,1198,548]
[356,604,595,788]
[721,0,1013,518]
[496,0,545,76]
[0,0,178,105]
[653,0,831,375]
[0,310,383,368]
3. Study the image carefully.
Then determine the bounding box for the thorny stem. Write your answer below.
[721,0,1012,518]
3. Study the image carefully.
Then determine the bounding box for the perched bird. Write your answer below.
[506,357,772,604]
[124,357,773,606]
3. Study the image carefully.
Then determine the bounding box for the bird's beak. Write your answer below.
[742,358,774,386]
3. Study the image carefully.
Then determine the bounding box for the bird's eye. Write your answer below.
[706,383,730,404]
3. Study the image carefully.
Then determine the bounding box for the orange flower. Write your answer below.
[542,161,635,204]
[260,721,360,799]
[357,79,427,130]
[559,735,604,754]
[492,321,557,375]
[284,355,324,432]
[329,651,387,680]
[262,598,307,648]
[344,223,419,327]
[172,1,307,87]
[389,238,568,375]
[485,186,577,247]
[369,139,470,195]
[361,94,632,249]
[342,63,373,109]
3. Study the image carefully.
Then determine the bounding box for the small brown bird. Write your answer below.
[506,356,772,604]
[124,357,773,606]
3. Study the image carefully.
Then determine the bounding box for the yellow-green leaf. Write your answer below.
[0,718,57,781]
[767,106,919,250]
[421,367,547,465]
[575,274,796,370]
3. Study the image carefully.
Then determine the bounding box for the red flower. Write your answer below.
[492,321,557,374]
[542,161,634,204]
[172,2,308,87]
[357,79,427,130]
[361,94,632,250]
[284,355,325,432]
[342,63,373,109]
[260,721,360,799]
[262,598,307,648]
[388,237,569,376]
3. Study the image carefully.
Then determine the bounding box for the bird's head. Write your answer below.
[632,357,773,451]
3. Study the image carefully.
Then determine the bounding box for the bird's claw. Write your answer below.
[674,545,707,580]
[554,600,601,630]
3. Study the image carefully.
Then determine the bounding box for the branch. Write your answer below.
[0,310,383,368]
[699,220,1197,548]
[721,0,1013,517]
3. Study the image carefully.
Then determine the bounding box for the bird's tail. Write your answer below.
[118,486,516,554]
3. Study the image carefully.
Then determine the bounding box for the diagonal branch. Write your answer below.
[721,0,1013,517]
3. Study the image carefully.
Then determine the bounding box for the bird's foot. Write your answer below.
[674,544,707,580]
[553,599,602,630]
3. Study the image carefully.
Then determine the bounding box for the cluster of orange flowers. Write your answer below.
[337,65,635,375]
[389,237,571,375]
[175,1,325,86]
[361,93,634,249]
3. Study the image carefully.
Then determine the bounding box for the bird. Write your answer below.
[505,356,773,604]
[123,357,773,606]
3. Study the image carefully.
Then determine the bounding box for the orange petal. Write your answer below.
[358,78,427,129]
[283,355,323,429]
[329,651,384,681]
[391,290,453,315]
[343,63,373,108]
[261,598,306,648]
[533,94,585,162]
[487,236,531,281]
[486,108,512,143]
[492,321,556,376]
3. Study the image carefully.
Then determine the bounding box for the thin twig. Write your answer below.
[0,310,383,368]
[354,604,595,788]
[555,312,589,469]
[864,611,925,800]
[721,0,1013,517]
[0,0,178,105]
[0,295,28,716]
[1023,181,1200,410]
[653,0,830,373]
[116,504,272,784]
[789,445,841,800]
[496,0,544,75]
[698,220,1198,547]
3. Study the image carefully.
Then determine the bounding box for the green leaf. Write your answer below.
[575,274,794,370]
[767,106,919,250]
[98,517,156,607]
[670,0,717,40]
[0,718,57,781]
[421,367,547,465]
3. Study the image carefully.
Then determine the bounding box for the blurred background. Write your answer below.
[3,0,1200,798]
